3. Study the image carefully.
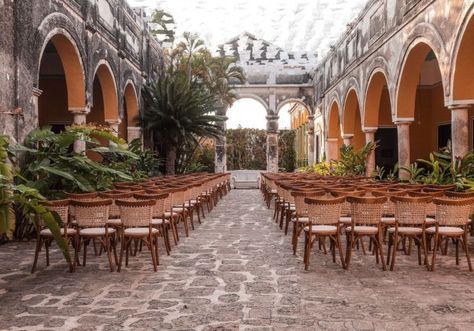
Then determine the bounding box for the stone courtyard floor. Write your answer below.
[1,189,474,330]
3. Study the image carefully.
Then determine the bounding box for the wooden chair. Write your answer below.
[303,196,346,270]
[32,199,73,273]
[387,195,432,271]
[428,197,474,272]
[116,199,159,272]
[345,196,388,270]
[291,190,326,255]
[134,192,171,255]
[71,199,116,272]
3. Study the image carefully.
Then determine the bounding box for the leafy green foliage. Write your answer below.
[141,30,245,174]
[299,142,375,176]
[15,126,136,198]
[0,135,70,264]
[278,130,296,172]
[226,129,267,170]
[400,144,474,190]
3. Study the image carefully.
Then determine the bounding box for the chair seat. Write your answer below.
[173,206,186,211]
[346,226,378,235]
[80,228,116,236]
[124,227,159,237]
[339,216,351,224]
[107,219,122,226]
[164,211,179,218]
[271,189,278,194]
[388,227,423,235]
[40,228,77,236]
[426,226,464,236]
[292,217,309,223]
[425,217,436,225]
[151,218,170,226]
[304,225,338,234]
[381,217,395,224]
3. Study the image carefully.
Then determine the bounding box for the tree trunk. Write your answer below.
[166,145,177,175]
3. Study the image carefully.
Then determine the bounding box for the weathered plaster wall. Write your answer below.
[0,0,164,143]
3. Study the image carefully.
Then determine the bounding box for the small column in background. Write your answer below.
[363,127,377,177]
[395,120,412,180]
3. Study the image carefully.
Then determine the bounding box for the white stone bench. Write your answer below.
[231,170,261,189]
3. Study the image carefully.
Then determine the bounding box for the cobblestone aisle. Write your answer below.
[1,189,474,330]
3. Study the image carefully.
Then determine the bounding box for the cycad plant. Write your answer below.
[141,67,224,174]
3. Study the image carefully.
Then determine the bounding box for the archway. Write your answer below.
[364,71,398,171]
[89,62,119,135]
[225,98,268,170]
[327,101,342,160]
[397,42,448,162]
[38,33,86,131]
[451,13,474,153]
[342,89,364,150]
[122,82,140,142]
[287,102,310,167]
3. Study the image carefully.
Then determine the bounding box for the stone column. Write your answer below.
[127,126,142,143]
[449,104,471,160]
[307,115,315,165]
[326,138,339,161]
[395,120,412,180]
[214,105,227,173]
[70,107,90,153]
[266,114,279,173]
[106,119,121,138]
[32,87,43,126]
[343,134,354,146]
[363,127,377,177]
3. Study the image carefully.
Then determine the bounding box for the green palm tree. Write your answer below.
[141,68,225,174]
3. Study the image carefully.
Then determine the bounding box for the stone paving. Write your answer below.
[1,189,474,330]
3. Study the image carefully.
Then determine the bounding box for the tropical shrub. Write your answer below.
[299,142,376,177]
[226,129,267,170]
[278,130,296,172]
[400,144,474,190]
[15,125,136,199]
[0,135,71,266]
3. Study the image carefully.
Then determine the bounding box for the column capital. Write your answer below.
[448,104,472,111]
[342,134,354,139]
[362,127,378,134]
[266,114,279,121]
[32,87,43,97]
[69,106,90,115]
[105,118,122,126]
[394,118,414,125]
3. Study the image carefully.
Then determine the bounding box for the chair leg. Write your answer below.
[345,235,353,270]
[376,233,386,271]
[73,235,81,272]
[390,232,398,271]
[304,234,311,271]
[162,225,170,256]
[336,233,345,269]
[455,238,460,265]
[431,233,439,272]
[45,240,50,266]
[147,236,157,272]
[105,237,114,272]
[154,235,160,266]
[462,233,472,272]
[31,236,43,273]
[118,236,126,272]
[422,232,429,269]
[83,239,89,266]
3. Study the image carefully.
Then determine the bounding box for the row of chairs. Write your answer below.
[261,173,474,272]
[32,173,231,273]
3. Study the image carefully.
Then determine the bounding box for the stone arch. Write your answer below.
[276,98,311,115]
[342,88,364,149]
[235,94,269,113]
[121,80,140,141]
[396,36,450,162]
[395,39,445,119]
[327,99,342,160]
[394,23,448,118]
[342,76,361,110]
[36,25,86,110]
[91,60,119,124]
[364,68,391,128]
[449,5,474,103]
